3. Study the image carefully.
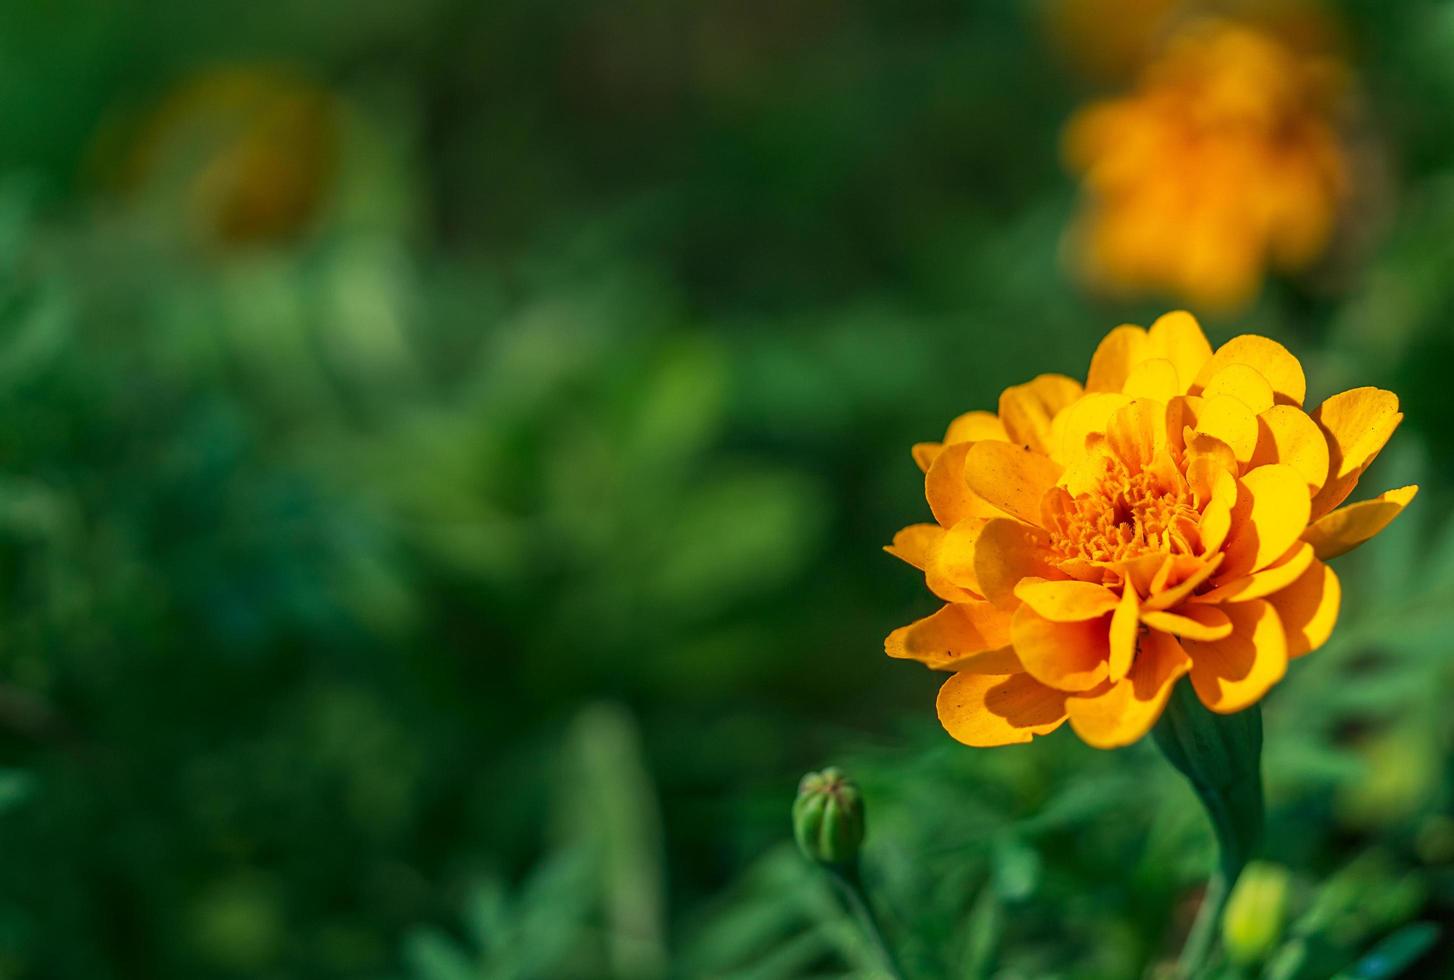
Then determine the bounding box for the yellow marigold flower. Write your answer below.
[1063,20,1348,310]
[886,312,1415,749]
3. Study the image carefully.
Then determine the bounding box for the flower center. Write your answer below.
[1046,462,1199,565]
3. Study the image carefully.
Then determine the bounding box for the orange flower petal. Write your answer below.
[1201,362,1275,415]
[1109,583,1140,681]
[1141,553,1223,611]
[1251,405,1329,493]
[1052,392,1133,464]
[886,602,1018,671]
[1186,599,1288,713]
[1146,311,1213,394]
[1066,631,1190,749]
[884,524,942,570]
[1194,394,1259,462]
[1085,324,1151,393]
[912,442,942,473]
[1222,464,1312,576]
[1197,541,1313,604]
[944,410,1008,445]
[973,519,1063,610]
[1123,358,1181,401]
[1267,559,1340,658]
[1303,485,1418,560]
[1141,604,1233,641]
[965,442,1063,527]
[1195,335,1307,406]
[926,442,996,527]
[1107,398,1167,470]
[936,671,1069,747]
[999,374,1084,455]
[931,518,987,597]
[1310,387,1403,519]
[1011,605,1111,691]
[1014,579,1121,621]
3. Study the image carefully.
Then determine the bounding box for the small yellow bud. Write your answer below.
[1222,861,1290,965]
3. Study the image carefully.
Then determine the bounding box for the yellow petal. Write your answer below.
[1199,497,1233,555]
[1053,392,1132,465]
[1123,358,1181,401]
[1252,405,1329,493]
[1106,398,1167,471]
[1267,560,1340,658]
[945,410,1008,445]
[1197,542,1314,604]
[1303,485,1418,560]
[937,671,1068,747]
[1222,464,1312,576]
[1014,579,1121,621]
[1108,584,1139,681]
[1310,387,1403,519]
[1194,394,1259,463]
[1141,604,1234,641]
[1201,363,1275,415]
[1146,311,1213,394]
[912,442,942,473]
[1186,599,1288,713]
[965,441,1063,526]
[1066,631,1190,749]
[999,374,1084,455]
[1142,553,1223,611]
[932,518,987,596]
[886,602,1018,671]
[885,524,942,570]
[1085,324,1150,393]
[1195,335,1307,407]
[973,518,1063,610]
[1011,605,1111,692]
[926,442,995,527]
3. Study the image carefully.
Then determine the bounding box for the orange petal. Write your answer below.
[1142,554,1223,611]
[1146,311,1213,394]
[965,442,1063,527]
[1108,584,1139,681]
[999,374,1084,455]
[1310,387,1403,519]
[1186,599,1288,713]
[912,442,942,473]
[937,671,1068,747]
[1141,604,1233,641]
[1197,542,1313,604]
[1268,560,1340,658]
[886,602,1018,672]
[1086,324,1151,393]
[1194,335,1307,406]
[926,442,995,527]
[973,518,1063,610]
[1123,358,1181,401]
[1014,579,1121,621]
[885,524,942,570]
[1052,392,1134,463]
[1194,394,1259,463]
[1011,605,1111,692]
[1303,485,1418,560]
[1222,464,1312,576]
[1066,631,1190,749]
[1251,405,1330,494]
[1107,398,1166,471]
[945,410,1008,445]
[931,518,987,597]
[1201,363,1275,414]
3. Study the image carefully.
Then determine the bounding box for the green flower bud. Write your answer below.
[793,767,864,866]
[1222,861,1290,966]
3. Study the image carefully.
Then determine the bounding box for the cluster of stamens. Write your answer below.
[1047,463,1200,565]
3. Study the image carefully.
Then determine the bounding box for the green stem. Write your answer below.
[829,863,907,980]
[1152,680,1265,979]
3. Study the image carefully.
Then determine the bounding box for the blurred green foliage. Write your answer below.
[0,0,1451,977]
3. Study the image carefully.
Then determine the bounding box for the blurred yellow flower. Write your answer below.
[886,312,1414,749]
[1062,20,1349,309]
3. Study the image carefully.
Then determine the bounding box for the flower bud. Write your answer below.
[1222,861,1290,965]
[793,767,864,866]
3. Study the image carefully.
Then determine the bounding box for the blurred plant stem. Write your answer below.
[1152,681,1265,980]
[827,864,907,980]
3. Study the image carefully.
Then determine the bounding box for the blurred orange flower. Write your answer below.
[886,312,1414,749]
[1062,20,1349,310]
